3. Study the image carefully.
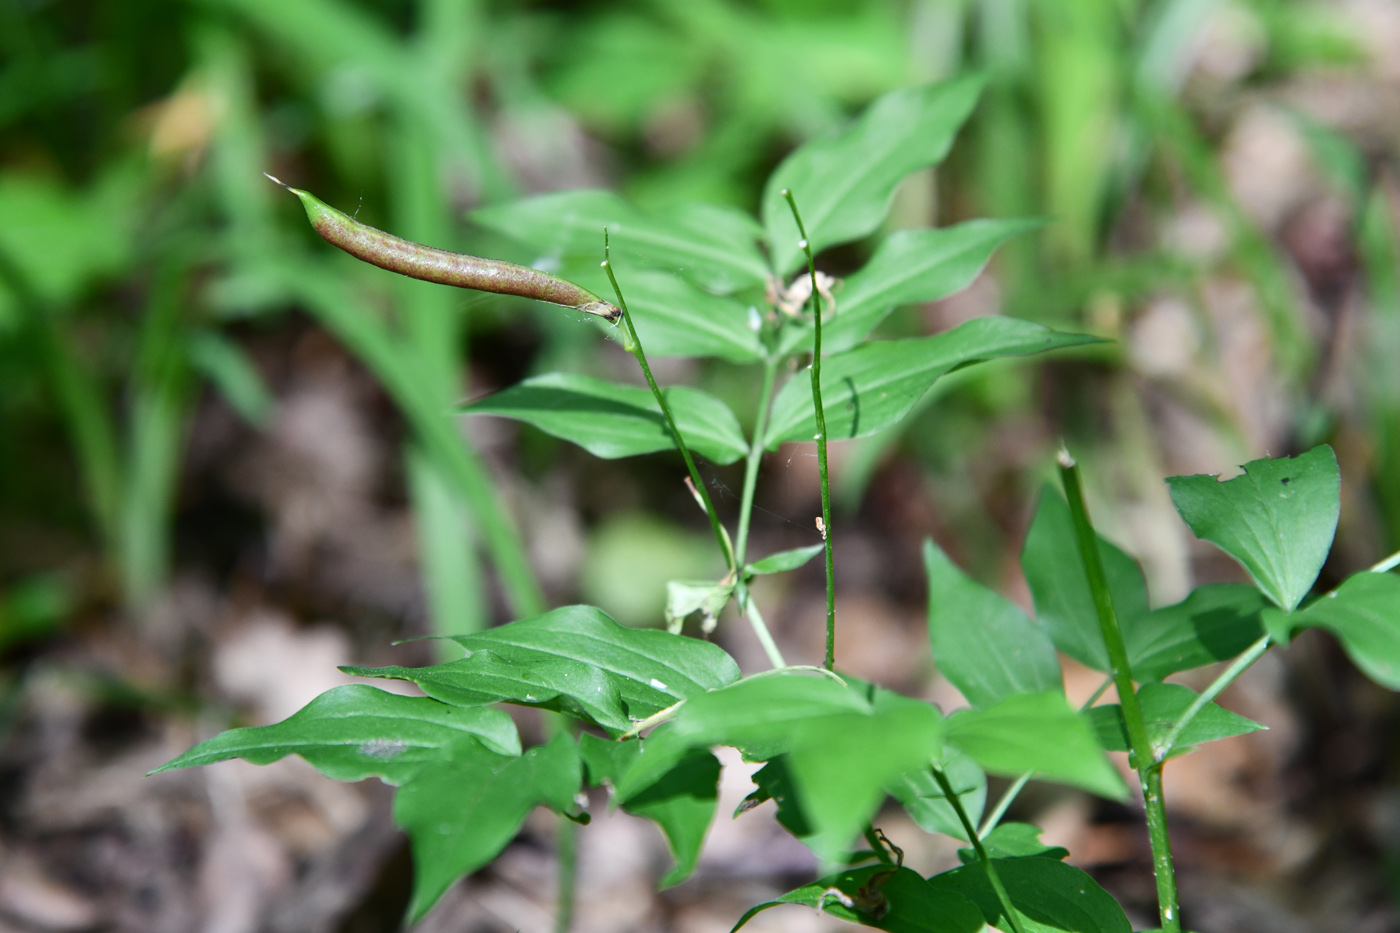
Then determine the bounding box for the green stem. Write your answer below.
[732,355,785,668]
[1058,448,1180,933]
[931,766,1027,933]
[1370,549,1400,574]
[601,250,733,574]
[1156,634,1271,761]
[742,592,786,669]
[780,190,836,670]
[733,355,781,568]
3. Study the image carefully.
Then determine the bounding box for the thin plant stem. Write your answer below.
[1370,549,1400,573]
[601,242,733,575]
[780,190,836,670]
[1155,634,1271,762]
[977,676,1114,838]
[734,355,781,568]
[931,766,1027,933]
[743,591,787,669]
[732,355,786,668]
[1058,447,1180,933]
[977,772,1033,840]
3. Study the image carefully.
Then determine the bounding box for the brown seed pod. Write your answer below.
[265,174,621,323]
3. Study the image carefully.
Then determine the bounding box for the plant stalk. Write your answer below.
[601,249,733,575]
[732,355,785,667]
[931,766,1026,933]
[1057,448,1180,933]
[780,190,837,670]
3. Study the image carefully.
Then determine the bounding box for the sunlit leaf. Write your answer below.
[925,538,1062,708]
[462,372,748,464]
[1166,446,1340,612]
[944,693,1127,800]
[150,685,519,785]
[762,75,986,275]
[766,318,1100,447]
[777,218,1042,356]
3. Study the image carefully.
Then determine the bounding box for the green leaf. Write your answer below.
[731,865,987,933]
[765,318,1100,447]
[1166,446,1340,611]
[342,651,631,736]
[470,189,769,293]
[1085,683,1266,758]
[1130,585,1269,681]
[462,372,748,465]
[888,747,987,841]
[1281,571,1400,689]
[619,270,764,363]
[448,606,742,726]
[614,674,871,800]
[396,732,581,922]
[785,698,944,860]
[925,538,1062,708]
[762,75,986,275]
[944,692,1127,800]
[746,543,825,576]
[150,685,520,785]
[956,823,1068,863]
[927,857,1131,933]
[1021,487,1151,673]
[579,734,719,888]
[777,218,1042,356]
[664,580,735,634]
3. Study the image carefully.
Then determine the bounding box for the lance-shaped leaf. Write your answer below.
[731,865,987,933]
[927,857,1131,933]
[762,75,986,275]
[745,543,825,576]
[737,757,813,839]
[777,218,1042,356]
[343,652,631,736]
[1021,486,1151,673]
[1086,682,1266,758]
[580,734,719,888]
[150,685,519,785]
[1130,584,1268,681]
[472,189,769,294]
[925,538,1062,708]
[943,692,1127,800]
[396,732,581,922]
[1276,571,1400,689]
[451,605,741,723]
[765,318,1100,447]
[1166,445,1340,612]
[462,373,748,465]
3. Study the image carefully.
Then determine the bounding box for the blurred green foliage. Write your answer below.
[2,0,1396,650]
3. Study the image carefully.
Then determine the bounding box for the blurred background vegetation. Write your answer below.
[2,0,1399,931]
